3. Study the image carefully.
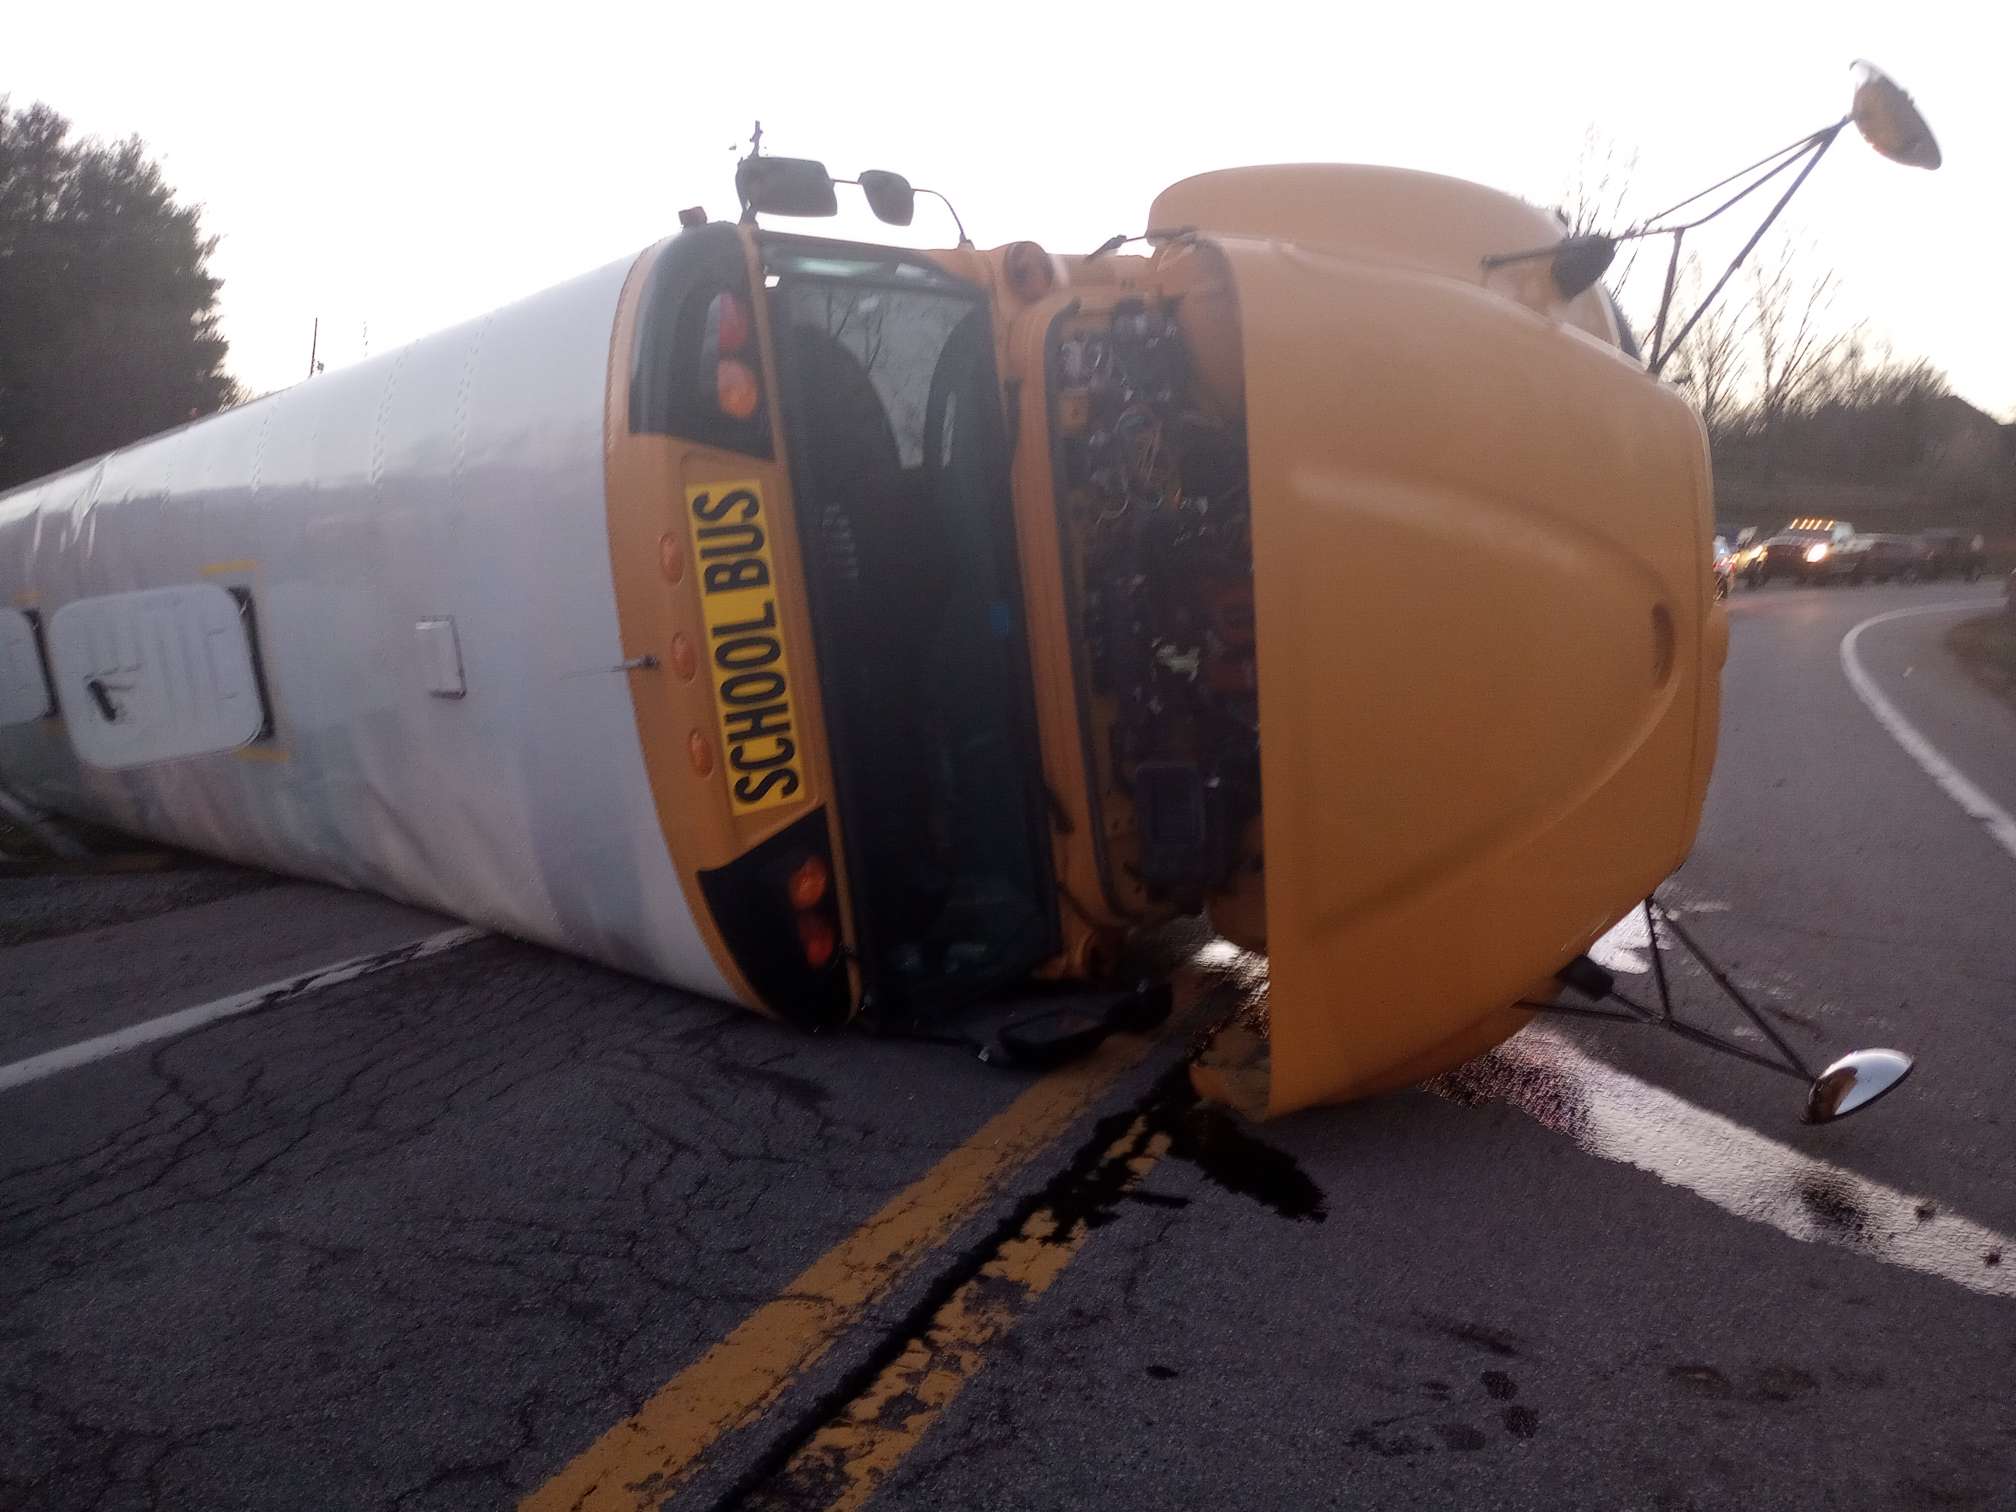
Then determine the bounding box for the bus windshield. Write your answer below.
[766,246,1056,1011]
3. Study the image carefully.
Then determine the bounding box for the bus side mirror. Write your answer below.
[1851,62,1941,170]
[738,156,839,219]
[858,170,916,227]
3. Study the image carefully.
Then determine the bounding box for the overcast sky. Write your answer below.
[10,0,2010,417]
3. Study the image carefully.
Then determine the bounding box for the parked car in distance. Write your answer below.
[1739,517,1855,586]
[1918,528,1987,581]
[1814,533,1931,585]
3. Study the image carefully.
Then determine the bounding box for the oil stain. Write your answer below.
[1435,1422,1489,1451]
[1481,1370,1518,1400]
[1347,1425,1432,1458]
[1797,1171,1871,1237]
[1145,1364,1180,1380]
[1750,1364,1819,1403]
[1418,1315,1521,1359]
[1503,1405,1540,1438]
[1667,1364,1733,1397]
[714,1058,832,1114]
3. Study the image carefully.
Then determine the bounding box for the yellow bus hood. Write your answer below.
[1193,233,1724,1118]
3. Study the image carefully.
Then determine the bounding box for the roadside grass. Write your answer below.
[1947,611,2016,716]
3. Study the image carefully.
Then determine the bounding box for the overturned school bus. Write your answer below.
[0,66,1940,1119]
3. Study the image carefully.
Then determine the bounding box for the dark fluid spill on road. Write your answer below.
[1162,1100,1327,1222]
[1433,1026,2016,1300]
[1435,1422,1489,1451]
[1026,1054,1326,1254]
[1796,1169,1872,1237]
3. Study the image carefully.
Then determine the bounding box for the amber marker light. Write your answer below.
[717,359,761,420]
[668,633,697,680]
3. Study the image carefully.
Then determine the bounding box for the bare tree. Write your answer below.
[1557,127,1652,303]
[1560,126,1640,237]
[1553,131,1948,498]
[1662,255,1751,445]
[1748,238,1854,458]
[1813,334,1948,411]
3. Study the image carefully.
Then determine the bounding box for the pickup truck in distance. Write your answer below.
[1738,517,1855,586]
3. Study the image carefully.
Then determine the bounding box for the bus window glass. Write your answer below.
[770,257,1056,1005]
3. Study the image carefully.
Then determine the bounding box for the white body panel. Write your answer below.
[0,255,733,1000]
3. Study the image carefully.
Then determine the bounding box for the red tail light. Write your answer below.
[798,911,838,968]
[710,292,751,356]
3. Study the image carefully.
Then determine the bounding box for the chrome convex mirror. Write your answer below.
[1851,62,1941,169]
[1530,902,1918,1126]
[1806,1047,1915,1124]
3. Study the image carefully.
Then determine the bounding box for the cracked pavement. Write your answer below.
[1,894,1154,1511]
[5,582,2016,1511]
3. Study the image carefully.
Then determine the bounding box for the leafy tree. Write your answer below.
[0,100,234,491]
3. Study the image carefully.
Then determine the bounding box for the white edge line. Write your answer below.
[0,925,485,1094]
[1840,600,2016,865]
[1485,1027,2016,1301]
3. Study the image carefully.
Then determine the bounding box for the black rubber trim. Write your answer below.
[695,808,849,1028]
[629,223,773,459]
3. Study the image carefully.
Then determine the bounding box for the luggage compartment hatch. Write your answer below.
[48,584,270,769]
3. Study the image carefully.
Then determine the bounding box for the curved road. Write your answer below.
[3,581,2013,1511]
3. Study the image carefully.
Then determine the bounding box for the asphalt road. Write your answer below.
[3,580,2012,1512]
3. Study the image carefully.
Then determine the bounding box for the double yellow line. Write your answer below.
[523,1024,1183,1512]
[742,1115,1171,1511]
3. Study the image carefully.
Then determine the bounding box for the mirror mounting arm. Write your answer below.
[1525,898,1914,1124]
[918,186,972,249]
[1645,228,1685,372]
[1648,122,1844,376]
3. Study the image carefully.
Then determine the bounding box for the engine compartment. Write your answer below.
[1049,291,1263,924]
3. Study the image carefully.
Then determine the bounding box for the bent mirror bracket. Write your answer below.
[1481,63,1940,376]
[1526,900,1916,1125]
[734,139,972,247]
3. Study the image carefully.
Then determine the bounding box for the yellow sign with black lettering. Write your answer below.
[685,480,803,814]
